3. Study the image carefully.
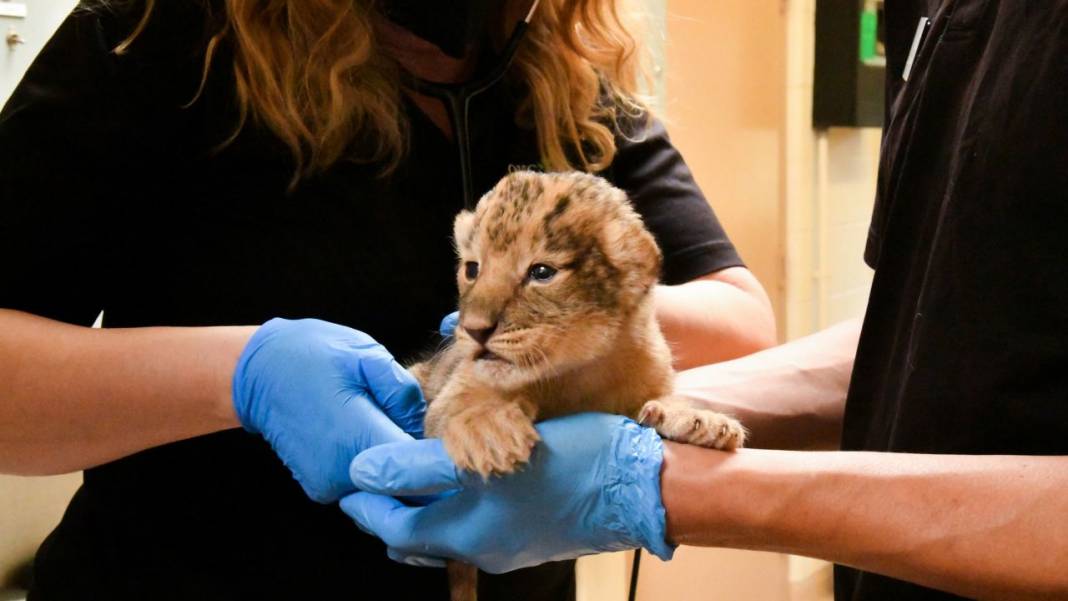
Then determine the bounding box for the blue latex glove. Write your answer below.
[232,318,426,503]
[439,311,460,339]
[340,413,676,573]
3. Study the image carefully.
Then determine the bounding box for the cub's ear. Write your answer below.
[453,210,477,252]
[603,213,663,300]
[626,224,664,291]
[633,226,663,284]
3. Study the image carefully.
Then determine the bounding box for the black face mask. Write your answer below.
[379,0,500,59]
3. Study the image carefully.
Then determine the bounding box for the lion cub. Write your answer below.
[411,171,745,601]
[413,170,745,476]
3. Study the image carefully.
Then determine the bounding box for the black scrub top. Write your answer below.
[0,4,743,600]
[840,1,1068,600]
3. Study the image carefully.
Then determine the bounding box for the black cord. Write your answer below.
[407,20,532,210]
[627,549,641,601]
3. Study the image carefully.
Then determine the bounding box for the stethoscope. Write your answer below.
[405,0,541,210]
[404,5,647,598]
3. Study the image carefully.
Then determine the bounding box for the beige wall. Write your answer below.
[638,549,791,601]
[0,475,80,586]
[624,1,795,599]
[814,128,879,329]
[661,0,788,329]
[783,0,880,587]
[784,0,878,340]
[610,0,879,599]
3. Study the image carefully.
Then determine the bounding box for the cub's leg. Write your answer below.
[406,361,432,389]
[426,381,538,601]
[447,561,478,601]
[407,342,465,403]
[425,379,540,479]
[637,396,746,450]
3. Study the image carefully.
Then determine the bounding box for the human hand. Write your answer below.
[439,311,460,338]
[340,413,675,572]
[232,318,425,503]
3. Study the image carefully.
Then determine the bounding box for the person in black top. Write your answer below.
[346,1,1068,600]
[0,1,776,600]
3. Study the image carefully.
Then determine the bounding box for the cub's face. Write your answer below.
[452,171,662,389]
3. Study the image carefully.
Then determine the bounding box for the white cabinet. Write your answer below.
[1,0,78,105]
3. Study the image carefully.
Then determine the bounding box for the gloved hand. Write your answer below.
[340,413,676,573]
[232,318,426,503]
[439,311,460,339]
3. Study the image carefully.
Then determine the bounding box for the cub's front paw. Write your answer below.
[441,402,540,479]
[638,399,747,451]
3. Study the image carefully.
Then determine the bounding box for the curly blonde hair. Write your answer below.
[119,0,648,185]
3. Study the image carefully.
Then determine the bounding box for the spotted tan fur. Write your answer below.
[410,171,746,601]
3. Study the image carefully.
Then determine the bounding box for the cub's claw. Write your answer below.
[442,402,540,479]
[638,399,746,451]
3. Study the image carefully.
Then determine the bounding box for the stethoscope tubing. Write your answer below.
[407,0,541,210]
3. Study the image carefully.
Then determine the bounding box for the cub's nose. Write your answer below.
[463,322,497,346]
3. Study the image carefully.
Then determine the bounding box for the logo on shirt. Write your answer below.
[508,163,545,173]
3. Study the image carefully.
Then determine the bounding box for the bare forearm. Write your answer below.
[675,318,859,449]
[0,309,252,475]
[662,444,1068,600]
[656,267,776,370]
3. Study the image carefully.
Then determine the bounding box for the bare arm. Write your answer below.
[658,314,1068,598]
[655,267,777,370]
[0,309,250,475]
[662,444,1068,601]
[674,318,860,449]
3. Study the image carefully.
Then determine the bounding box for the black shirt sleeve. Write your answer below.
[604,116,745,285]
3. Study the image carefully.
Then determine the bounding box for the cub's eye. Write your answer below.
[528,264,558,283]
[464,262,479,280]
